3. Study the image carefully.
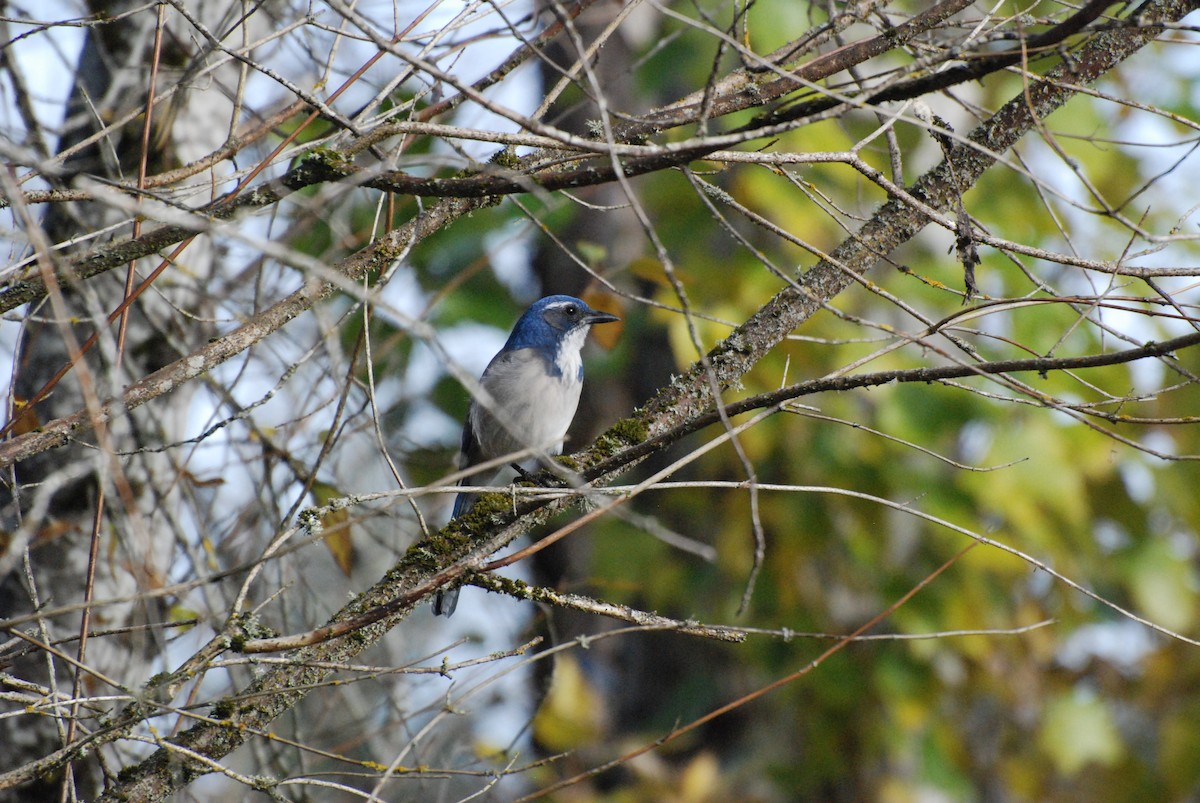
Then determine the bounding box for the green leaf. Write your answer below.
[1128,537,1197,632]
[1039,691,1124,776]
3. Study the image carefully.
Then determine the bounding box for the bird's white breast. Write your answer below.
[554,326,588,382]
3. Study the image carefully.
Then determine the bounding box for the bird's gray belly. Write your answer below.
[472,364,582,461]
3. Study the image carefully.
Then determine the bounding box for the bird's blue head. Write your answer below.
[504,295,620,377]
[505,295,619,349]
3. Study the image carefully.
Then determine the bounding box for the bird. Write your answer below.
[434,295,620,617]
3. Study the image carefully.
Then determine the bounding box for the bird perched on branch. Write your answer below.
[434,295,620,617]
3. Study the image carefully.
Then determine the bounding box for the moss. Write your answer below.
[588,416,650,460]
[284,146,355,190]
[305,146,353,171]
[610,416,650,444]
[399,510,498,572]
[489,146,521,170]
[144,671,171,689]
[211,700,236,720]
[396,544,440,573]
[461,491,515,522]
[478,573,535,602]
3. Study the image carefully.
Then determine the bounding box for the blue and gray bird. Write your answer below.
[434,295,620,617]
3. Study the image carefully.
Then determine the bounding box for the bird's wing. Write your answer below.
[460,346,532,469]
[458,410,483,471]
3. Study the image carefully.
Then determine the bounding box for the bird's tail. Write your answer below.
[432,587,459,617]
[451,486,476,520]
[433,481,475,617]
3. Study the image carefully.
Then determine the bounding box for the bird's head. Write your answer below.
[506,295,620,351]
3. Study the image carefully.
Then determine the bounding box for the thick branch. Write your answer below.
[589,330,1200,478]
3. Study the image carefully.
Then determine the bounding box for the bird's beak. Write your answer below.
[585,310,620,325]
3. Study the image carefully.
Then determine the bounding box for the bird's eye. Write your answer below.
[564,304,579,316]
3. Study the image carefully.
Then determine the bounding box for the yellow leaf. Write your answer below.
[168,604,200,630]
[678,752,721,802]
[575,240,607,267]
[1129,538,1197,632]
[7,397,40,437]
[627,255,670,286]
[312,482,354,576]
[532,654,605,751]
[580,285,624,350]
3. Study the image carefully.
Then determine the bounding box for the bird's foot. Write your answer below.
[510,462,540,483]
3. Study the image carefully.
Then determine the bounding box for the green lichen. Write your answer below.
[297,508,320,533]
[250,776,278,792]
[479,574,536,602]
[721,332,751,354]
[227,612,276,653]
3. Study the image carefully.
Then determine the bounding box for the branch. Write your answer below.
[742,0,1125,130]
[237,573,747,653]
[0,192,492,470]
[628,0,976,134]
[588,329,1200,479]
